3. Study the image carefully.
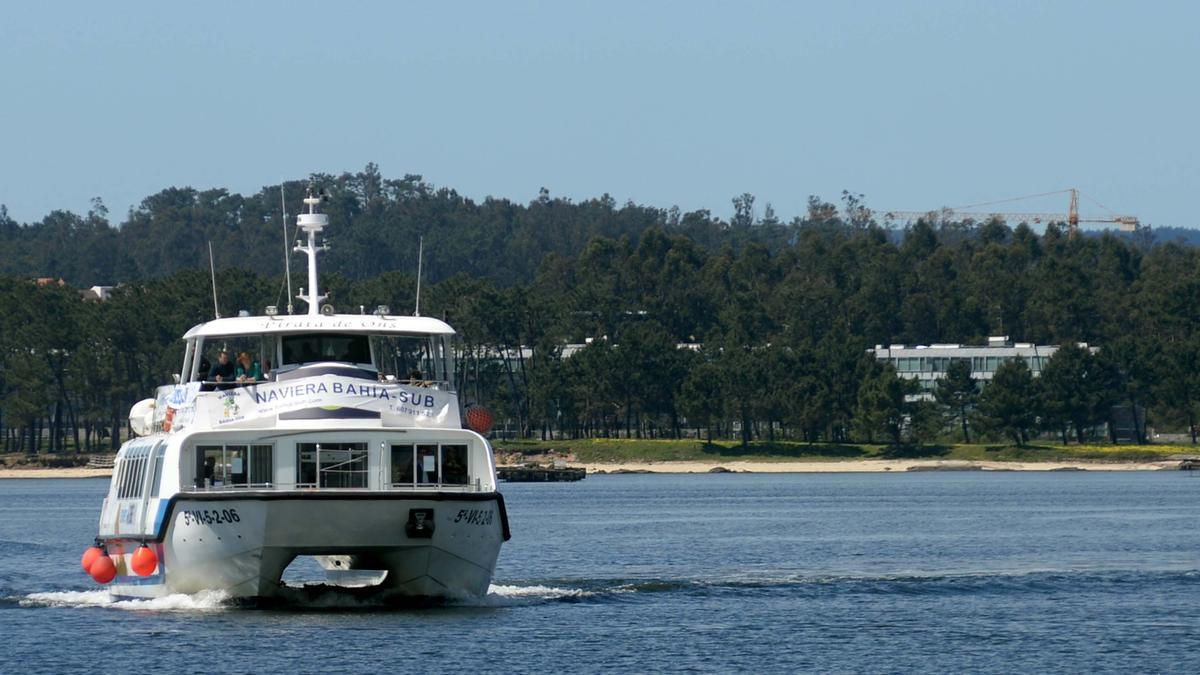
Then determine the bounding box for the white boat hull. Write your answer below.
[104,491,508,601]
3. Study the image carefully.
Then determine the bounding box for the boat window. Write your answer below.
[127,454,136,497]
[227,445,248,484]
[417,444,439,485]
[391,443,469,487]
[442,445,469,485]
[150,445,165,497]
[297,442,368,488]
[196,443,275,488]
[251,444,273,484]
[196,335,274,384]
[199,445,226,487]
[391,444,415,484]
[282,333,372,366]
[117,444,152,499]
[372,334,451,385]
[135,452,144,496]
[121,455,132,498]
[116,458,127,498]
[115,459,128,498]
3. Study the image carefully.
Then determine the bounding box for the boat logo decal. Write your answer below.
[221,391,241,419]
[166,382,202,408]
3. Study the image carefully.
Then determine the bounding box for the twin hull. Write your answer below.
[106,491,508,601]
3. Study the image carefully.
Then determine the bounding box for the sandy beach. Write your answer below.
[0,459,1180,479]
[575,459,1177,474]
[0,468,113,479]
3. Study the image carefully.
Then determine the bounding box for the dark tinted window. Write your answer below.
[282,333,371,365]
[442,445,469,485]
[391,444,415,485]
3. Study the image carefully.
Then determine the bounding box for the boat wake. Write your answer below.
[8,584,590,612]
[482,583,595,606]
[483,566,1200,604]
[19,589,231,611]
[10,568,1198,612]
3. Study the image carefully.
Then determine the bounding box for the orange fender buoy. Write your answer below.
[131,545,158,577]
[81,546,104,573]
[89,555,117,584]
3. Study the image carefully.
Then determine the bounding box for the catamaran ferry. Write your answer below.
[80,186,509,601]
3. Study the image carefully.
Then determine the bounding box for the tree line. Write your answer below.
[2,169,1200,452]
[8,164,1197,291]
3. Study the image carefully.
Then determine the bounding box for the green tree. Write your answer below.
[906,399,944,447]
[679,359,723,442]
[973,359,1036,445]
[1037,343,1114,444]
[853,362,915,446]
[934,359,977,442]
[1154,335,1200,443]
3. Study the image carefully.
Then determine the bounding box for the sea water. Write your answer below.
[2,473,1198,673]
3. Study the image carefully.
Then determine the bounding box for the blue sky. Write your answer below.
[1,1,1195,229]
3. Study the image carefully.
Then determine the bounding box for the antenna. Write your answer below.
[294,181,329,316]
[281,183,294,314]
[414,235,424,317]
[207,241,221,319]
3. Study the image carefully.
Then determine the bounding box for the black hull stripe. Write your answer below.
[279,407,382,420]
[276,365,377,382]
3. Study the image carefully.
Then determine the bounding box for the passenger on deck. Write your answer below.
[208,351,236,388]
[236,351,263,383]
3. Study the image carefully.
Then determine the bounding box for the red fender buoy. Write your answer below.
[131,545,158,577]
[81,546,104,573]
[89,555,117,584]
[465,406,494,435]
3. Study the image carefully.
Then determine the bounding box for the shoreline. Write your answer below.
[1,458,1182,479]
[572,458,1178,474]
[0,468,114,478]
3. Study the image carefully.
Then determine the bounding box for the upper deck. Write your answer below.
[150,317,463,436]
[133,184,472,438]
[182,314,455,340]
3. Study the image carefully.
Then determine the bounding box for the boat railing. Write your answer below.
[187,482,277,492]
[196,377,273,391]
[182,481,486,493]
[389,480,486,493]
[192,376,450,390]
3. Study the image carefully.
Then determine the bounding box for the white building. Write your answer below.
[869,336,1089,396]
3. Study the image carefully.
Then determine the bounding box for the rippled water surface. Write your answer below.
[2,473,1198,673]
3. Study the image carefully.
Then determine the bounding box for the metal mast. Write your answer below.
[294,183,329,316]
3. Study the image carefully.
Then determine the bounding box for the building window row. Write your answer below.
[891,355,1047,374]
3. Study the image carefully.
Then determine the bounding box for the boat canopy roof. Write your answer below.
[182,314,456,340]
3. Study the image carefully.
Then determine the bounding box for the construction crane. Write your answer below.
[884,188,1139,239]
